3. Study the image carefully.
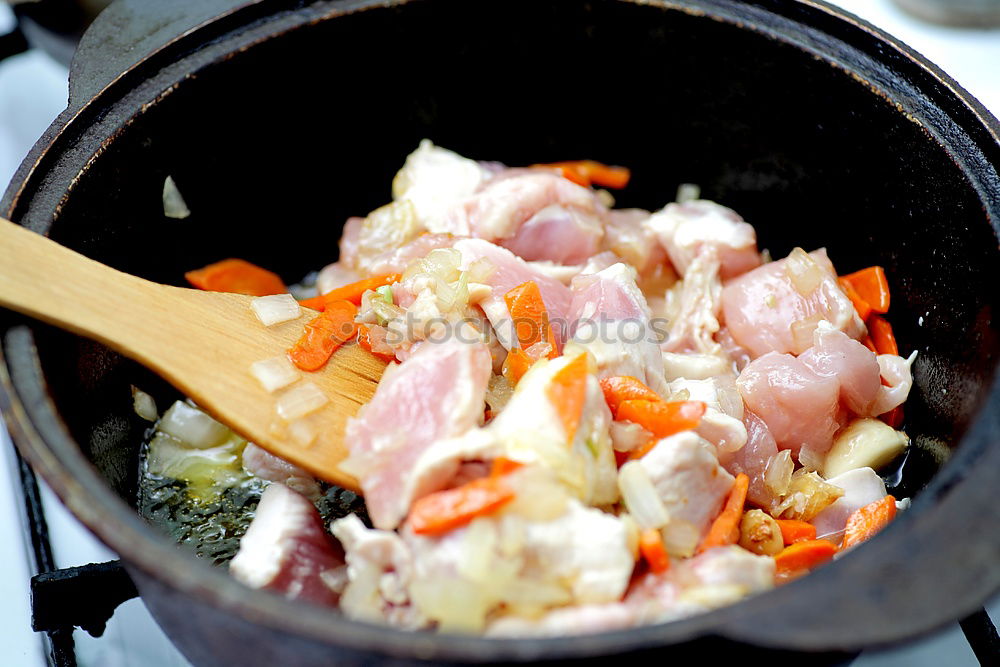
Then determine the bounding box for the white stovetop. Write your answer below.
[1,2,998,665]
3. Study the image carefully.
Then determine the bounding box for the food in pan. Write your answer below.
[139,141,914,635]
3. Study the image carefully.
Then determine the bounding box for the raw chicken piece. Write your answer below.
[230,484,344,607]
[568,263,669,396]
[241,442,321,501]
[737,352,841,463]
[810,467,888,539]
[603,208,669,278]
[331,514,425,628]
[335,216,364,272]
[486,604,635,637]
[720,248,865,357]
[661,249,724,355]
[315,261,359,296]
[454,238,573,349]
[798,322,881,415]
[718,412,780,509]
[626,546,774,623]
[392,139,492,230]
[500,204,604,265]
[441,172,608,251]
[647,200,761,280]
[638,431,735,536]
[343,339,492,529]
[366,232,458,276]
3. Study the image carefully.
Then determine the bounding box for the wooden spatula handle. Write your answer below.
[0,217,161,349]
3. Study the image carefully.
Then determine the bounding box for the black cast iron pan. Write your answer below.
[1,0,999,664]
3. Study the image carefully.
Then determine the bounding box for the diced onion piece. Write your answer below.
[764,449,794,496]
[610,420,653,453]
[466,257,496,284]
[131,386,158,422]
[772,470,844,521]
[251,356,300,393]
[676,183,701,203]
[661,517,700,558]
[824,417,908,478]
[618,461,669,530]
[162,175,191,219]
[288,419,318,447]
[276,381,328,421]
[159,400,230,449]
[784,247,824,295]
[251,294,300,327]
[790,313,826,354]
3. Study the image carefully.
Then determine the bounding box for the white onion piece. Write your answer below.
[610,421,653,453]
[276,382,328,421]
[661,518,700,558]
[871,351,917,416]
[159,400,229,449]
[250,356,299,393]
[251,294,300,327]
[676,183,701,203]
[131,386,158,422]
[162,175,191,219]
[764,449,794,496]
[784,247,823,295]
[618,461,669,530]
[288,419,318,447]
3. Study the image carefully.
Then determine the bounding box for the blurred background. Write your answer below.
[1,0,998,665]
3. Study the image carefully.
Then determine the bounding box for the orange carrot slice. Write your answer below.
[501,348,533,385]
[640,528,671,574]
[868,315,898,356]
[184,258,286,296]
[536,160,631,189]
[287,300,358,371]
[300,274,401,311]
[774,539,838,575]
[599,376,662,418]
[546,354,590,443]
[842,495,897,549]
[776,519,817,545]
[505,281,559,357]
[616,400,706,440]
[408,476,515,536]
[698,473,750,553]
[838,277,872,322]
[842,266,890,314]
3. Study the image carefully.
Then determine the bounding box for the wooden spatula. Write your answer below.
[0,218,386,491]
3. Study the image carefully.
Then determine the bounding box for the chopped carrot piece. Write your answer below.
[300,274,401,311]
[490,457,524,477]
[838,277,872,322]
[184,258,286,296]
[698,473,750,553]
[536,160,631,189]
[614,449,630,467]
[881,405,904,429]
[287,300,358,371]
[546,354,590,443]
[501,348,533,385]
[842,495,897,549]
[776,519,817,545]
[639,528,671,574]
[599,376,662,418]
[408,476,515,536]
[356,324,394,363]
[774,539,838,575]
[842,266,890,314]
[616,399,706,440]
[504,281,559,357]
[868,315,898,356]
[861,334,878,354]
